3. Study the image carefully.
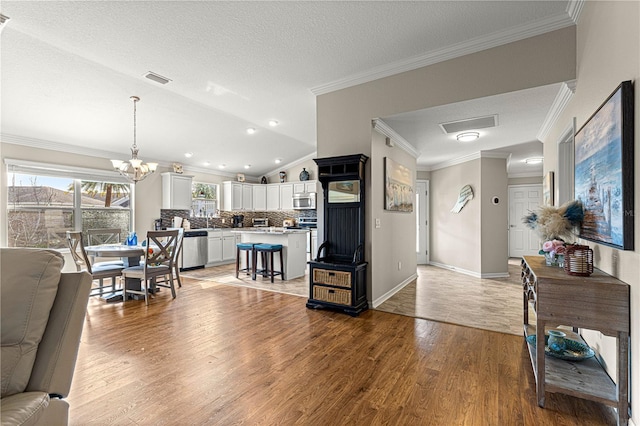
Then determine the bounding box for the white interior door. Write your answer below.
[416,180,429,264]
[509,185,542,258]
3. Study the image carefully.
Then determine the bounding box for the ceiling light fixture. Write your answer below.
[456,132,480,142]
[246,127,256,135]
[203,161,210,166]
[244,164,251,169]
[269,120,279,127]
[218,164,226,169]
[275,158,282,164]
[184,152,193,158]
[110,96,157,184]
[525,157,544,164]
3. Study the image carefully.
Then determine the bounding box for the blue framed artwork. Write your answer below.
[574,81,634,250]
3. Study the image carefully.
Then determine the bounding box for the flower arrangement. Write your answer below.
[540,239,566,266]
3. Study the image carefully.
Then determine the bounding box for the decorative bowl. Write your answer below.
[525,334,595,361]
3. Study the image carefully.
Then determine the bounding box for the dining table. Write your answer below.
[84,244,146,302]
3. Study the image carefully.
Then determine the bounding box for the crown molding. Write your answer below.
[537,80,576,142]
[372,119,421,158]
[265,151,317,179]
[566,0,585,23]
[311,12,574,95]
[426,150,510,172]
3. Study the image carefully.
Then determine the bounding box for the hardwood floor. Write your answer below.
[67,274,617,425]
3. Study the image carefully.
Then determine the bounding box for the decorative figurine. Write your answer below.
[261,176,267,184]
[279,171,286,183]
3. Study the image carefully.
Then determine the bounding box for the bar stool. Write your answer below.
[236,242,261,278]
[252,243,284,283]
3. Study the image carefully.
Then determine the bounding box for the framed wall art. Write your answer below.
[574,80,634,250]
[384,157,413,212]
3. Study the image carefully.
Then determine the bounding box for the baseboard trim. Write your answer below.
[372,273,417,308]
[428,262,508,279]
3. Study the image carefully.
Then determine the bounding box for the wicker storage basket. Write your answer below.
[313,285,352,305]
[564,245,593,276]
[313,269,351,288]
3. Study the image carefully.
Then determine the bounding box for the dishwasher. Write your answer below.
[181,230,208,271]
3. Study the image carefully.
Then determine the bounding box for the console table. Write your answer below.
[521,256,629,425]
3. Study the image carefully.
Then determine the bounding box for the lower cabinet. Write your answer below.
[207,231,237,264]
[207,233,223,263]
[222,233,236,261]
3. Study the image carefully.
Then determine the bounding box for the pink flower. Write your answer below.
[555,245,567,255]
[542,241,555,252]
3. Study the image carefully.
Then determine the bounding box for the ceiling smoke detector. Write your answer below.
[144,71,172,85]
[439,114,498,134]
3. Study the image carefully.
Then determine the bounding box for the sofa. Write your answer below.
[1,248,91,426]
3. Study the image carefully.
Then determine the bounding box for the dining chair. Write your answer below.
[155,228,184,288]
[121,230,179,305]
[87,228,122,245]
[66,231,124,297]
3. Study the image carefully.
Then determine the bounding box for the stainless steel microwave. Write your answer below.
[292,192,316,210]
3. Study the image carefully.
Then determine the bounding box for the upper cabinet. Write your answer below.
[223,180,317,212]
[162,172,193,210]
[293,181,317,194]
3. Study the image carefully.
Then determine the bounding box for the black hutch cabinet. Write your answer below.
[306,154,368,316]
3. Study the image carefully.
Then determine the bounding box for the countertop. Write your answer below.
[230,227,310,234]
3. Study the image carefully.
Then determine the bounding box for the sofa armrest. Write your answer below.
[0,391,49,426]
[26,271,91,397]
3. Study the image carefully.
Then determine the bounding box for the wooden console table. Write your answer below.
[521,256,630,426]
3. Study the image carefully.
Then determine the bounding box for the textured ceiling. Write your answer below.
[1,1,571,178]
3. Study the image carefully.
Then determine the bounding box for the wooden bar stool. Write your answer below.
[252,243,284,283]
[236,242,261,278]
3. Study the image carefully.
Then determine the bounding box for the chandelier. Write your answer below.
[110,96,158,183]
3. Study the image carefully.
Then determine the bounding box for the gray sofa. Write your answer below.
[1,248,91,426]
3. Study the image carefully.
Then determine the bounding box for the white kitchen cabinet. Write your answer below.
[311,229,318,258]
[266,184,280,211]
[253,185,267,211]
[162,172,193,210]
[280,183,294,210]
[222,231,236,261]
[293,180,317,194]
[207,232,223,263]
[242,184,253,211]
[223,181,255,211]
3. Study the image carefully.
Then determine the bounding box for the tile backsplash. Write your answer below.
[160,209,316,229]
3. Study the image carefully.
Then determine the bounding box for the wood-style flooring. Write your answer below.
[376,259,524,335]
[67,271,617,425]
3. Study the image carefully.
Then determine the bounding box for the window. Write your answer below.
[6,160,132,249]
[192,182,219,217]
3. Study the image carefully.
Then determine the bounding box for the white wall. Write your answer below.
[542,1,639,421]
[370,131,417,305]
[316,27,576,295]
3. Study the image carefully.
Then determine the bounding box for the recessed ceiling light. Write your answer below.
[456,132,480,142]
[218,164,226,169]
[275,158,282,164]
[244,164,251,169]
[269,120,279,127]
[525,157,543,164]
[203,161,210,166]
[246,127,256,134]
[184,152,193,158]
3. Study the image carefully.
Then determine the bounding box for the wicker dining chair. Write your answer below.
[121,230,179,305]
[66,231,124,297]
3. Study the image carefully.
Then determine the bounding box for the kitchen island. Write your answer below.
[232,228,309,280]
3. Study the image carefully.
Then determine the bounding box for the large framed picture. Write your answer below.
[384,157,413,212]
[574,81,634,250]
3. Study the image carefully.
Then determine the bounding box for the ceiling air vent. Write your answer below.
[439,114,498,134]
[144,71,172,85]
